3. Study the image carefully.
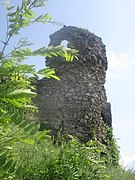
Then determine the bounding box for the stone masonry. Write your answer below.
[35,26,112,143]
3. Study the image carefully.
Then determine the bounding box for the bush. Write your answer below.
[13,137,109,180]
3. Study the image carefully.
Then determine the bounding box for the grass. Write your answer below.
[2,135,135,180]
[13,138,109,180]
[107,166,135,180]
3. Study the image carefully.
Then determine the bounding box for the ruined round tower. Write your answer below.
[35,26,112,143]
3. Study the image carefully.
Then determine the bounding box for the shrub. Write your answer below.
[13,137,109,180]
[0,0,77,178]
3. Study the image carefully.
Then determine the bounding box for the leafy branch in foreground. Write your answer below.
[0,0,78,178]
[1,0,50,53]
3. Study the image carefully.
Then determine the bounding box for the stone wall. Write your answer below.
[35,26,112,143]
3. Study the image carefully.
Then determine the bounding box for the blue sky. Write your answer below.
[0,0,135,168]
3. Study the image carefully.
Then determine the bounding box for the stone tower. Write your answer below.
[35,26,112,143]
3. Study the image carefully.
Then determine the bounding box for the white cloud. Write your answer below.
[106,51,135,79]
[120,155,135,170]
[107,51,135,70]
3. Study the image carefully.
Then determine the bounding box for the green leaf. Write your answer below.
[34,13,51,23]
[37,67,54,74]
[50,75,60,80]
[26,47,32,54]
[9,18,16,22]
[37,67,58,79]
[7,12,16,17]
[25,7,34,16]
[44,53,52,58]
[36,130,48,140]
[19,48,25,55]
[29,123,40,135]
[7,89,36,98]
[50,51,58,56]
[34,15,43,21]
[6,6,14,10]
[43,13,52,21]
[16,165,22,175]
[8,162,16,173]
[21,138,34,145]
[0,153,7,166]
[12,28,20,35]
[3,0,10,5]
[3,159,13,170]
[24,122,36,132]
[30,126,39,135]
[19,120,29,129]
[11,111,18,120]
[0,52,4,59]
[70,55,74,61]
[12,113,24,125]
[23,7,35,19]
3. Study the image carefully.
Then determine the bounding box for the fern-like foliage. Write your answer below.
[0,0,78,178]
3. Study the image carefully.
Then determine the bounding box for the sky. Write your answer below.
[0,0,135,169]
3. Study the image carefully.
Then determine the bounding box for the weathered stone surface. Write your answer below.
[34,26,112,143]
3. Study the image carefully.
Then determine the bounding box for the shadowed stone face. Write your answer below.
[35,26,112,142]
